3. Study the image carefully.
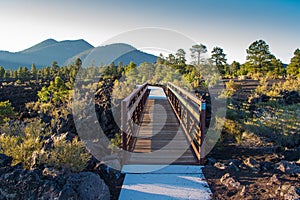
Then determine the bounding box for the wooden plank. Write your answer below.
[131,153,195,158]
[133,145,190,150]
[129,87,197,165]
[138,131,184,134]
[121,165,204,174]
[132,149,194,153]
[129,159,198,164]
[130,99,196,164]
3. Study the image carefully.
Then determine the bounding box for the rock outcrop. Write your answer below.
[0,154,110,199]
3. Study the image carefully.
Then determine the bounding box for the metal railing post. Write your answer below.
[199,101,206,164]
[121,100,127,151]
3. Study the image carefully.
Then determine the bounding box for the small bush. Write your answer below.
[219,80,240,98]
[0,120,91,171]
[251,72,263,80]
[254,102,300,147]
[43,136,91,172]
[255,78,268,95]
[216,117,243,144]
[109,132,122,153]
[0,121,44,168]
[223,119,244,144]
[0,100,16,124]
[0,134,20,159]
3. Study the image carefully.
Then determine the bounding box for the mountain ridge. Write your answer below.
[20,39,59,54]
[0,39,157,70]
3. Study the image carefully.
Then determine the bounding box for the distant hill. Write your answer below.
[67,43,157,67]
[0,39,94,70]
[0,40,157,70]
[20,39,59,54]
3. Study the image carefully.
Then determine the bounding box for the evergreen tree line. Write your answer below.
[158,39,300,79]
[0,59,82,82]
[0,39,299,88]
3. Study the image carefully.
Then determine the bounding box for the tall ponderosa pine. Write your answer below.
[31,64,37,79]
[0,66,5,78]
[167,54,176,64]
[17,67,30,78]
[13,70,17,78]
[269,56,285,77]
[176,49,186,65]
[246,40,272,74]
[211,47,227,75]
[287,48,300,77]
[229,61,241,77]
[190,44,207,65]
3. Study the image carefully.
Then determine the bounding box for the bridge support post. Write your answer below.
[121,100,127,151]
[199,101,206,165]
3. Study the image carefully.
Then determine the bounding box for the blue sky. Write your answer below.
[1,0,299,63]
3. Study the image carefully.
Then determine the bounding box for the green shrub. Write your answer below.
[1,120,91,171]
[44,136,91,172]
[215,116,243,144]
[255,78,268,95]
[255,102,300,147]
[0,134,20,160]
[0,121,23,137]
[219,80,240,98]
[243,119,272,137]
[223,119,244,144]
[109,132,122,153]
[0,100,16,124]
[0,121,45,168]
[37,76,70,105]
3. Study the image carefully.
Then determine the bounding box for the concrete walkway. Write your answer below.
[147,86,167,99]
[118,165,212,200]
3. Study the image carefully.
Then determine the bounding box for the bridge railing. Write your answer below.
[166,82,206,162]
[121,82,149,152]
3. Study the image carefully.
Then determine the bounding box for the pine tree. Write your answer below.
[211,47,227,75]
[287,49,300,77]
[246,40,272,74]
[229,61,241,77]
[190,44,207,65]
[0,66,5,78]
[176,49,186,65]
[31,64,38,80]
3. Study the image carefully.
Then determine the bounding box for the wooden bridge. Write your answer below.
[119,82,212,200]
[121,82,207,164]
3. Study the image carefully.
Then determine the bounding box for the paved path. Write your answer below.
[119,165,212,200]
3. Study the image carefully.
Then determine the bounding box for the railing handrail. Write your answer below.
[167,82,202,106]
[167,86,199,121]
[123,82,148,108]
[121,82,149,156]
[166,82,206,163]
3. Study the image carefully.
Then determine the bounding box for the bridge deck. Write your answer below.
[128,86,197,164]
[119,86,211,200]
